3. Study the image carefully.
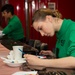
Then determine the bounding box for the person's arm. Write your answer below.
[2,22,17,35]
[24,54,75,68]
[40,56,75,68]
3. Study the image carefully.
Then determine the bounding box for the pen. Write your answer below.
[18,49,25,54]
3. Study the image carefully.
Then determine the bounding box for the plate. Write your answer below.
[3,59,26,67]
[12,71,38,75]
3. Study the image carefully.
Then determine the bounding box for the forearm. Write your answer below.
[40,57,75,68]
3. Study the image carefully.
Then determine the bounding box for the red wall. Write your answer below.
[58,0,75,21]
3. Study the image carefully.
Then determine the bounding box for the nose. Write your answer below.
[40,31,44,36]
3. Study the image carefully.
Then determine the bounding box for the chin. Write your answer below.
[50,33,55,37]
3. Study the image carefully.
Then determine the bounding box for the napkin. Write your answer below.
[7,51,14,60]
[0,51,14,61]
[0,30,5,38]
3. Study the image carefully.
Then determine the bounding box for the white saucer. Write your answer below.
[3,58,26,67]
[1,57,26,61]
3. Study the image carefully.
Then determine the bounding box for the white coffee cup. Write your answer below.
[13,46,23,60]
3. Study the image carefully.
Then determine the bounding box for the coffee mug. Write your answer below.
[13,46,23,60]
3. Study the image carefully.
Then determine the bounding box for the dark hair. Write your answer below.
[32,8,62,24]
[1,4,14,15]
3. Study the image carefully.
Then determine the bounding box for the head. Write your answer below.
[1,4,14,19]
[32,8,62,37]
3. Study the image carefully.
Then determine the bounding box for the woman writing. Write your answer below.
[24,8,75,68]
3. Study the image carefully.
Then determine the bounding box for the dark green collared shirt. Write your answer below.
[56,19,75,58]
[3,15,25,41]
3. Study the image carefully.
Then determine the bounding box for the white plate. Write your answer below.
[3,59,26,67]
[12,71,38,75]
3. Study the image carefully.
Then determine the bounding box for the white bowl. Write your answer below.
[3,59,26,67]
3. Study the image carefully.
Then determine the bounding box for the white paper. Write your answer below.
[7,51,14,60]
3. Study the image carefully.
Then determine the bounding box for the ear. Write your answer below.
[46,15,52,22]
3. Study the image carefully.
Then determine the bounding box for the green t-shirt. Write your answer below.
[56,19,75,58]
[3,15,25,41]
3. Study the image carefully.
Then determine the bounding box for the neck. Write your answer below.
[54,18,63,31]
[10,15,14,19]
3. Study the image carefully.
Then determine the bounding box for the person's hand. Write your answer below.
[39,50,52,55]
[39,50,56,58]
[24,54,42,66]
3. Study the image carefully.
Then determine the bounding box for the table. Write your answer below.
[24,65,75,75]
[0,43,75,75]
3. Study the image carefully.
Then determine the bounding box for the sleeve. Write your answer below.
[2,21,18,35]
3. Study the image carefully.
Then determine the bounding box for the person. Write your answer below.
[0,4,26,43]
[24,8,75,69]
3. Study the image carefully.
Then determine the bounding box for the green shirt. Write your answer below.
[56,19,75,58]
[3,15,25,41]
